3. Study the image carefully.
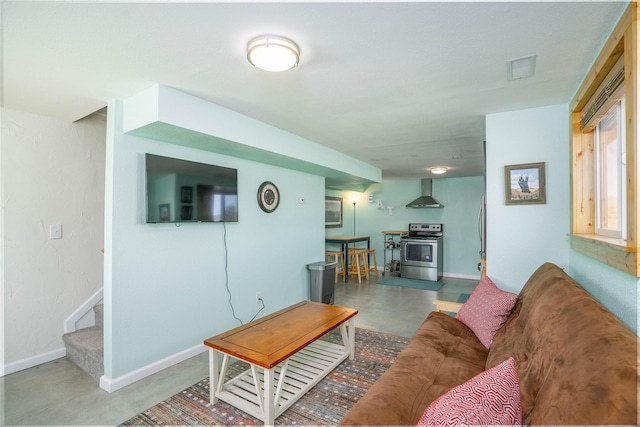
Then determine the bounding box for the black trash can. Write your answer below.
[307,261,336,304]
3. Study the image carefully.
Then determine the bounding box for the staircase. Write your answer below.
[62,304,103,382]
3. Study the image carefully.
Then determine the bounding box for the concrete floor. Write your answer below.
[2,274,477,426]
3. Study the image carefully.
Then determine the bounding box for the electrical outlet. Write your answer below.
[256,291,262,304]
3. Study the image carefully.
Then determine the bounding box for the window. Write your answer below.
[595,98,625,239]
[570,3,638,276]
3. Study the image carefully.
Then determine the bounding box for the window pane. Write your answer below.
[596,103,621,234]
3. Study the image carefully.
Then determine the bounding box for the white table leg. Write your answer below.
[263,366,275,425]
[209,349,219,405]
[347,318,356,360]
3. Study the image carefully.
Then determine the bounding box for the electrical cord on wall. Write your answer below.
[222,221,266,325]
[249,298,265,323]
[223,221,243,325]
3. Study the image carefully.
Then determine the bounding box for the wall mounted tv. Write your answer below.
[145,153,238,223]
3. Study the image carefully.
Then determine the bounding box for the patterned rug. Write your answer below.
[120,327,410,426]
[377,276,444,291]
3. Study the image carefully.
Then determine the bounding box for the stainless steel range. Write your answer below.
[400,223,443,281]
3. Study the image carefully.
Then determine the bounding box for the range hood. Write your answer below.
[406,179,444,208]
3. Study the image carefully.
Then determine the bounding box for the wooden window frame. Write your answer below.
[570,4,639,276]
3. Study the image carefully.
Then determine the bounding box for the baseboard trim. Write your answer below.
[99,343,207,393]
[1,347,66,376]
[442,272,481,281]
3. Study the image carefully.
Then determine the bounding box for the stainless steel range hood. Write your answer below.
[406,179,444,208]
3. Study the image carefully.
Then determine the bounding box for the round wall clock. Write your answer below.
[257,181,280,213]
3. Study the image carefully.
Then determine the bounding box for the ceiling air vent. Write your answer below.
[507,55,536,80]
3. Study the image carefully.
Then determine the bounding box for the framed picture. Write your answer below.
[159,203,170,221]
[504,162,546,205]
[181,186,193,203]
[181,205,193,221]
[325,196,343,228]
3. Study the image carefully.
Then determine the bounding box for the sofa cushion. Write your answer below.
[338,312,489,426]
[416,357,522,427]
[487,263,638,425]
[456,276,517,348]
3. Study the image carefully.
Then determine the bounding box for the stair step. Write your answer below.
[63,326,103,383]
[94,304,103,329]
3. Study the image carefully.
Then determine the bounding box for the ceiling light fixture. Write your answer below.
[247,35,300,72]
[430,167,448,175]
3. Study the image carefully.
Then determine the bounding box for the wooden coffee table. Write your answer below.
[203,301,358,425]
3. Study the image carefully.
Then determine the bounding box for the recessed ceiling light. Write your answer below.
[430,167,448,175]
[507,55,536,80]
[247,35,300,72]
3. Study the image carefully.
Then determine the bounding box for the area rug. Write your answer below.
[377,276,444,291]
[119,327,410,426]
[457,293,471,303]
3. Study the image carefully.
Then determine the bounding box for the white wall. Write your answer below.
[104,99,326,380]
[2,108,106,373]
[485,104,570,292]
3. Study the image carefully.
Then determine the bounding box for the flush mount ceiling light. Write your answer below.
[507,55,536,80]
[247,35,300,72]
[430,167,448,175]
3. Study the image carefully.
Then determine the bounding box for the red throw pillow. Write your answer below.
[455,276,517,348]
[416,357,522,427]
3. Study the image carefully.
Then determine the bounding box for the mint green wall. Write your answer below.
[486,104,570,291]
[568,251,638,332]
[486,104,637,333]
[104,100,326,378]
[326,176,484,278]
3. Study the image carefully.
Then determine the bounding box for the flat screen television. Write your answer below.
[145,153,238,223]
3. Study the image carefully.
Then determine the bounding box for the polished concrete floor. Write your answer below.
[2,274,477,426]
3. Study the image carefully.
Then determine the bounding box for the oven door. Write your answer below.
[400,239,437,268]
[400,239,439,281]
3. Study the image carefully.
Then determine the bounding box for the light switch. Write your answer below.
[50,224,62,240]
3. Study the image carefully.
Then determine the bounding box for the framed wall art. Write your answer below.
[159,203,171,221]
[181,186,193,203]
[504,162,546,205]
[325,196,343,228]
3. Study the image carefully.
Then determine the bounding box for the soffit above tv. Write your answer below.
[124,84,380,192]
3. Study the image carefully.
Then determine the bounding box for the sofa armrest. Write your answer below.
[433,300,463,314]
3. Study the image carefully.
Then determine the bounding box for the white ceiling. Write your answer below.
[2,1,628,181]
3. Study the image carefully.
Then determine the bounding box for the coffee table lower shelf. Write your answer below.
[209,324,354,424]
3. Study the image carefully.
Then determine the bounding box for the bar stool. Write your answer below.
[365,249,379,279]
[325,250,346,283]
[348,247,369,283]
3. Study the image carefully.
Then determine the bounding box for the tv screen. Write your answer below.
[145,153,238,223]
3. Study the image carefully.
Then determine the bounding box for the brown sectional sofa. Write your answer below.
[339,263,638,426]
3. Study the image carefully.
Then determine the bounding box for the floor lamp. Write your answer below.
[352,201,356,235]
[349,194,359,235]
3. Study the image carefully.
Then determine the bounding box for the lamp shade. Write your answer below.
[247,35,299,72]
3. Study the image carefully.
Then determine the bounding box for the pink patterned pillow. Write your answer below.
[455,276,517,348]
[417,357,522,427]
